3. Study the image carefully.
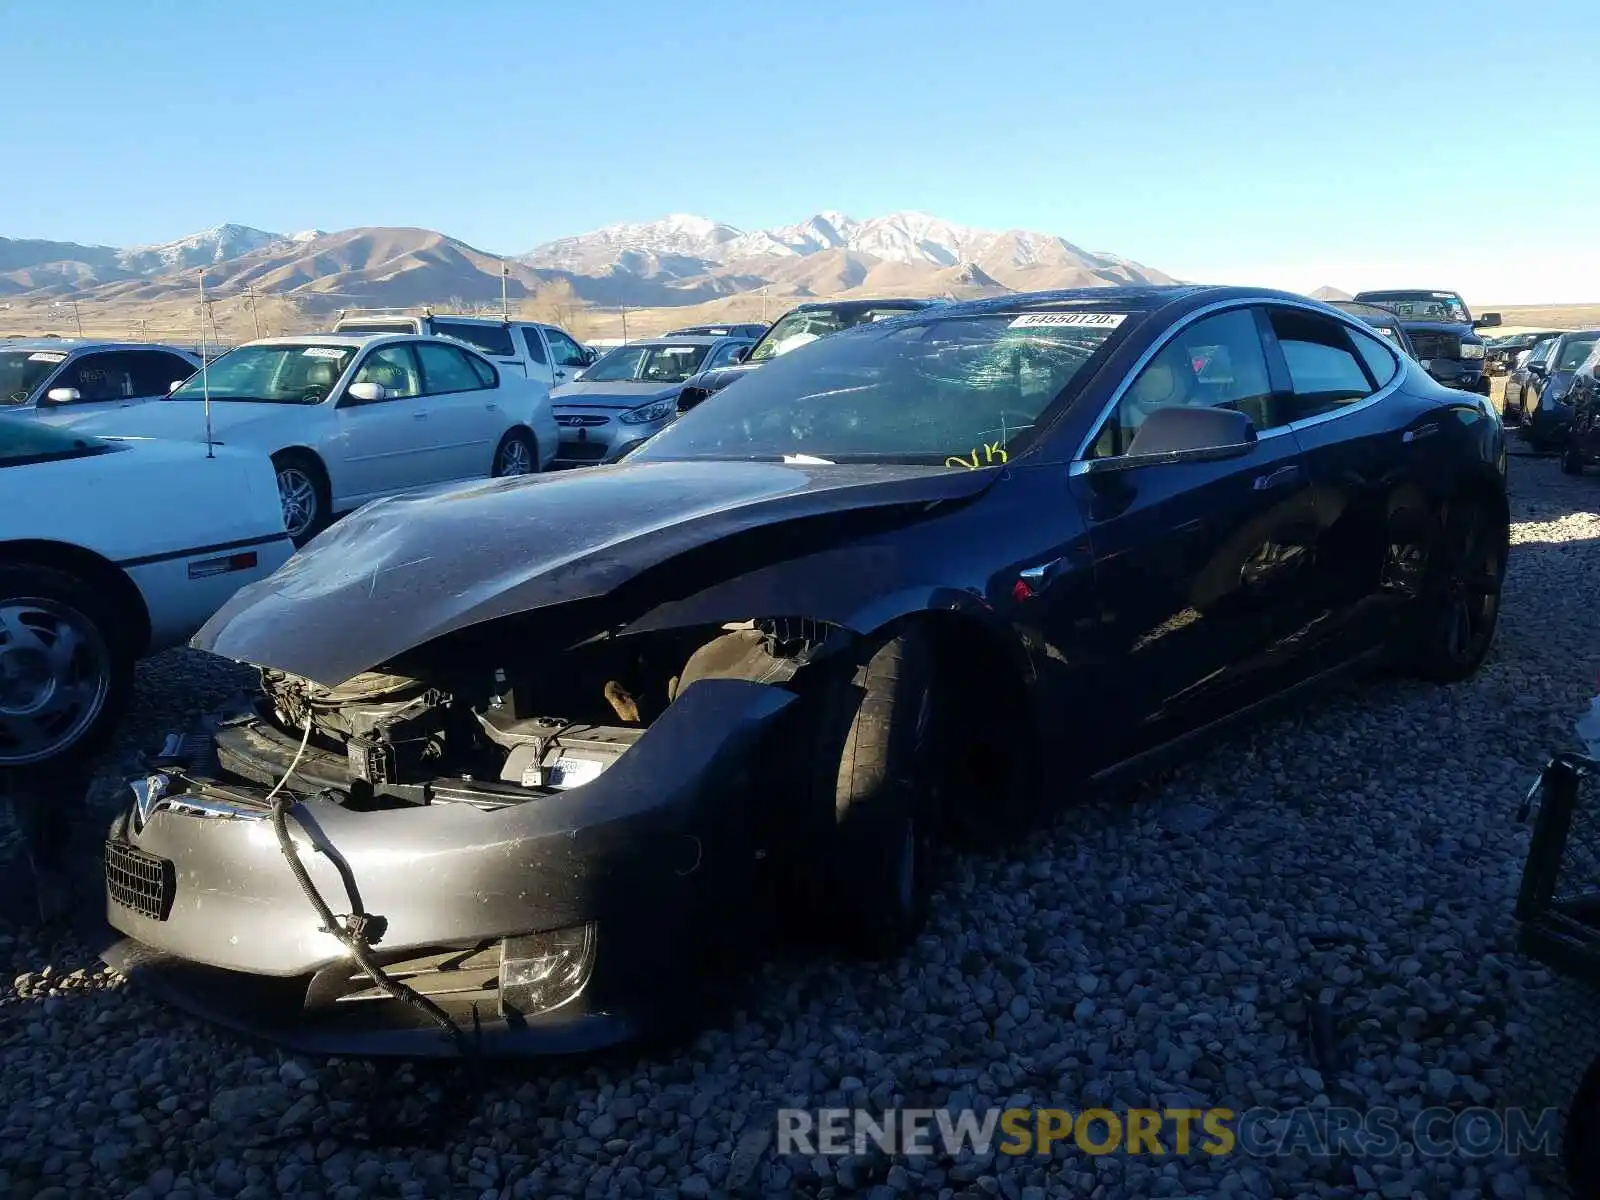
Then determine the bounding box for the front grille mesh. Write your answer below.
[1410,333,1460,361]
[105,842,175,921]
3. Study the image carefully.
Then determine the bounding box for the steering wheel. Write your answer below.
[6,390,29,405]
[301,387,328,404]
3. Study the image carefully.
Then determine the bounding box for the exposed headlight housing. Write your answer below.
[619,398,678,425]
[1460,342,1485,360]
[500,923,596,1017]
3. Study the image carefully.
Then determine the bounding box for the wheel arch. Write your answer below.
[0,538,152,656]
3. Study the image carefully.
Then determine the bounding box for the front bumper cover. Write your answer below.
[99,677,796,1057]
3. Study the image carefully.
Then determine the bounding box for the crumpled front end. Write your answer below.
[99,620,836,1056]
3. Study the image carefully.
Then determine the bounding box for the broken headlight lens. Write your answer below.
[499,923,596,1018]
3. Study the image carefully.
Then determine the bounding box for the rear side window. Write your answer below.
[54,352,137,402]
[337,321,417,335]
[519,327,548,365]
[1267,308,1375,421]
[129,350,196,395]
[416,341,490,394]
[433,321,515,358]
[1350,328,1399,388]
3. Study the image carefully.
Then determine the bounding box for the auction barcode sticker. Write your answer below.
[28,352,68,363]
[301,347,346,358]
[1008,312,1127,329]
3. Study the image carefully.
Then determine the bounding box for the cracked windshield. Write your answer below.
[633,311,1127,466]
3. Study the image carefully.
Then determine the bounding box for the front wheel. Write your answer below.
[272,451,328,546]
[811,629,941,959]
[492,430,537,477]
[1406,496,1508,683]
[0,564,133,768]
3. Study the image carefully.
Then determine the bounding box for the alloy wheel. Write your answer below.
[0,598,113,765]
[277,466,318,539]
[495,438,533,477]
[1439,505,1502,665]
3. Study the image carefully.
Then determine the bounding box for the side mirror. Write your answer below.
[43,387,81,405]
[345,381,386,403]
[169,381,186,394]
[1093,405,1258,469]
[1476,312,1502,329]
[676,386,708,414]
[583,348,599,365]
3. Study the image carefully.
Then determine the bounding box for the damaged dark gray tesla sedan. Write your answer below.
[100,285,1509,1057]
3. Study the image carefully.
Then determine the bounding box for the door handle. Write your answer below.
[485,402,499,411]
[1252,464,1301,491]
[1403,422,1439,443]
[412,411,429,420]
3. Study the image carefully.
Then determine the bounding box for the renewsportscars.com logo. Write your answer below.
[776,1106,1563,1159]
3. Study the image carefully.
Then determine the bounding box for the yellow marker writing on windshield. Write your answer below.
[946,443,1009,470]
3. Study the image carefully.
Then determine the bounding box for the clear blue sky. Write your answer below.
[2,0,1595,302]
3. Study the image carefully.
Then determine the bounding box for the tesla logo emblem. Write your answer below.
[130,774,172,834]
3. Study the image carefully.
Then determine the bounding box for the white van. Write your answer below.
[331,312,596,390]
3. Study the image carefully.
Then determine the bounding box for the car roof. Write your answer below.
[615,335,732,347]
[1326,300,1404,323]
[246,333,408,348]
[0,338,199,355]
[901,284,1299,321]
[1352,289,1465,299]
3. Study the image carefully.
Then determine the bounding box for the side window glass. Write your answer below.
[1268,308,1374,421]
[1350,329,1398,389]
[546,330,588,368]
[705,341,745,370]
[57,353,136,402]
[130,351,194,395]
[1091,308,1274,458]
[351,345,422,399]
[520,327,548,365]
[465,351,496,388]
[1529,340,1552,366]
[416,342,486,394]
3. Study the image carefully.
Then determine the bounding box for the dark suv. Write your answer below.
[1351,289,1500,395]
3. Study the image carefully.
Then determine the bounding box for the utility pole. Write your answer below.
[500,262,510,322]
[247,284,262,337]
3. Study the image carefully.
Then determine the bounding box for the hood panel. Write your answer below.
[549,381,680,405]
[39,398,297,441]
[193,459,995,685]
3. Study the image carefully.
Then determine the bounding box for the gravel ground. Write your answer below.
[3,447,1600,1200]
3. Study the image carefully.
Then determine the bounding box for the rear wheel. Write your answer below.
[0,564,133,768]
[492,430,537,477]
[272,451,329,546]
[1407,495,1507,682]
[811,628,940,959]
[1563,448,1585,476]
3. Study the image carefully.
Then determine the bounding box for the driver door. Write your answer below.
[1066,305,1324,761]
[331,343,449,505]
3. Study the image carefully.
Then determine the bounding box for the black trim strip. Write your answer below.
[115,532,292,570]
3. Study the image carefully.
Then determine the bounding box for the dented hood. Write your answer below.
[193,458,997,685]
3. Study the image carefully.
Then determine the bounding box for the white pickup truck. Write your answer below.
[332,312,596,391]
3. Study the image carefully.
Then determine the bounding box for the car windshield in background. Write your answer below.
[168,344,358,404]
[631,311,1128,467]
[0,414,111,466]
[582,343,712,384]
[1360,293,1471,323]
[1557,335,1600,371]
[746,306,928,363]
[0,350,69,405]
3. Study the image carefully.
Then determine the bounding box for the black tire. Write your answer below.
[811,628,939,959]
[0,563,134,769]
[272,450,330,546]
[1563,448,1585,476]
[492,430,538,478]
[1406,495,1508,683]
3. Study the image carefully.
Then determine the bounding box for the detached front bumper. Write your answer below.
[100,678,796,1057]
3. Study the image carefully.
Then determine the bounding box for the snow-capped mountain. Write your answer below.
[523,209,1173,291]
[114,223,289,273]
